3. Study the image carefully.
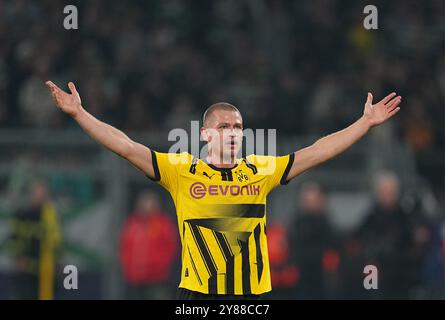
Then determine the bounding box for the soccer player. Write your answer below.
[46,81,401,299]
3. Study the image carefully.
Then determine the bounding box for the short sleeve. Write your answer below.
[148,151,191,196]
[246,153,295,193]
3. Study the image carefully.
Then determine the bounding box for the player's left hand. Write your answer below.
[363,92,402,127]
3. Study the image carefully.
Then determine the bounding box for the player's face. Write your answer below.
[202,110,243,162]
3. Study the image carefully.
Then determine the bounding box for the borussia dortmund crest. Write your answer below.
[234,169,249,182]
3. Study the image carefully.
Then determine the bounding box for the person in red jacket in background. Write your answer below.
[267,222,300,299]
[119,190,178,299]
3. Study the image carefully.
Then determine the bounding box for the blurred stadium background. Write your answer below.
[0,0,444,299]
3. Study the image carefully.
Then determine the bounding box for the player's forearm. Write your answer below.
[73,107,134,158]
[312,115,372,163]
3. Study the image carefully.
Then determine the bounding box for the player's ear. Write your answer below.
[200,127,209,142]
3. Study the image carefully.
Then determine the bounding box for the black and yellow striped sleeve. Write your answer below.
[247,153,295,193]
[148,151,191,195]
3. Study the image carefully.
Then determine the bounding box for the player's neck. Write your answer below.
[205,154,237,169]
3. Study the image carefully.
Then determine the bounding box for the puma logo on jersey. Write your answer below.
[203,172,215,180]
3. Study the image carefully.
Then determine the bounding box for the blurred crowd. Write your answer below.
[0,0,444,192]
[269,173,445,299]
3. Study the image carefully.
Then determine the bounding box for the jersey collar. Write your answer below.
[201,158,240,171]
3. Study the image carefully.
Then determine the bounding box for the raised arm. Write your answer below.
[46,81,155,178]
[286,92,402,182]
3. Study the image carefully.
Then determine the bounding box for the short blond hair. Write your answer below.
[202,102,241,126]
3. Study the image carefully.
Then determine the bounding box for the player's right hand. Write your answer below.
[46,81,82,118]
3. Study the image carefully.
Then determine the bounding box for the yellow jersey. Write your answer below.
[149,151,294,295]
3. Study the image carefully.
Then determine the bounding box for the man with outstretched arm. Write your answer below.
[46,80,401,299]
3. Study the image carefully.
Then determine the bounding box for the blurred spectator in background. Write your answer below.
[398,190,445,299]
[289,182,340,299]
[119,190,178,300]
[8,180,61,300]
[420,216,445,298]
[267,222,299,299]
[357,171,413,299]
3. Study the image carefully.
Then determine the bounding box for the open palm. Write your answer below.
[363,92,401,127]
[46,81,82,118]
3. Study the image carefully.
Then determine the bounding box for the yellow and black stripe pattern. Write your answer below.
[149,151,294,295]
